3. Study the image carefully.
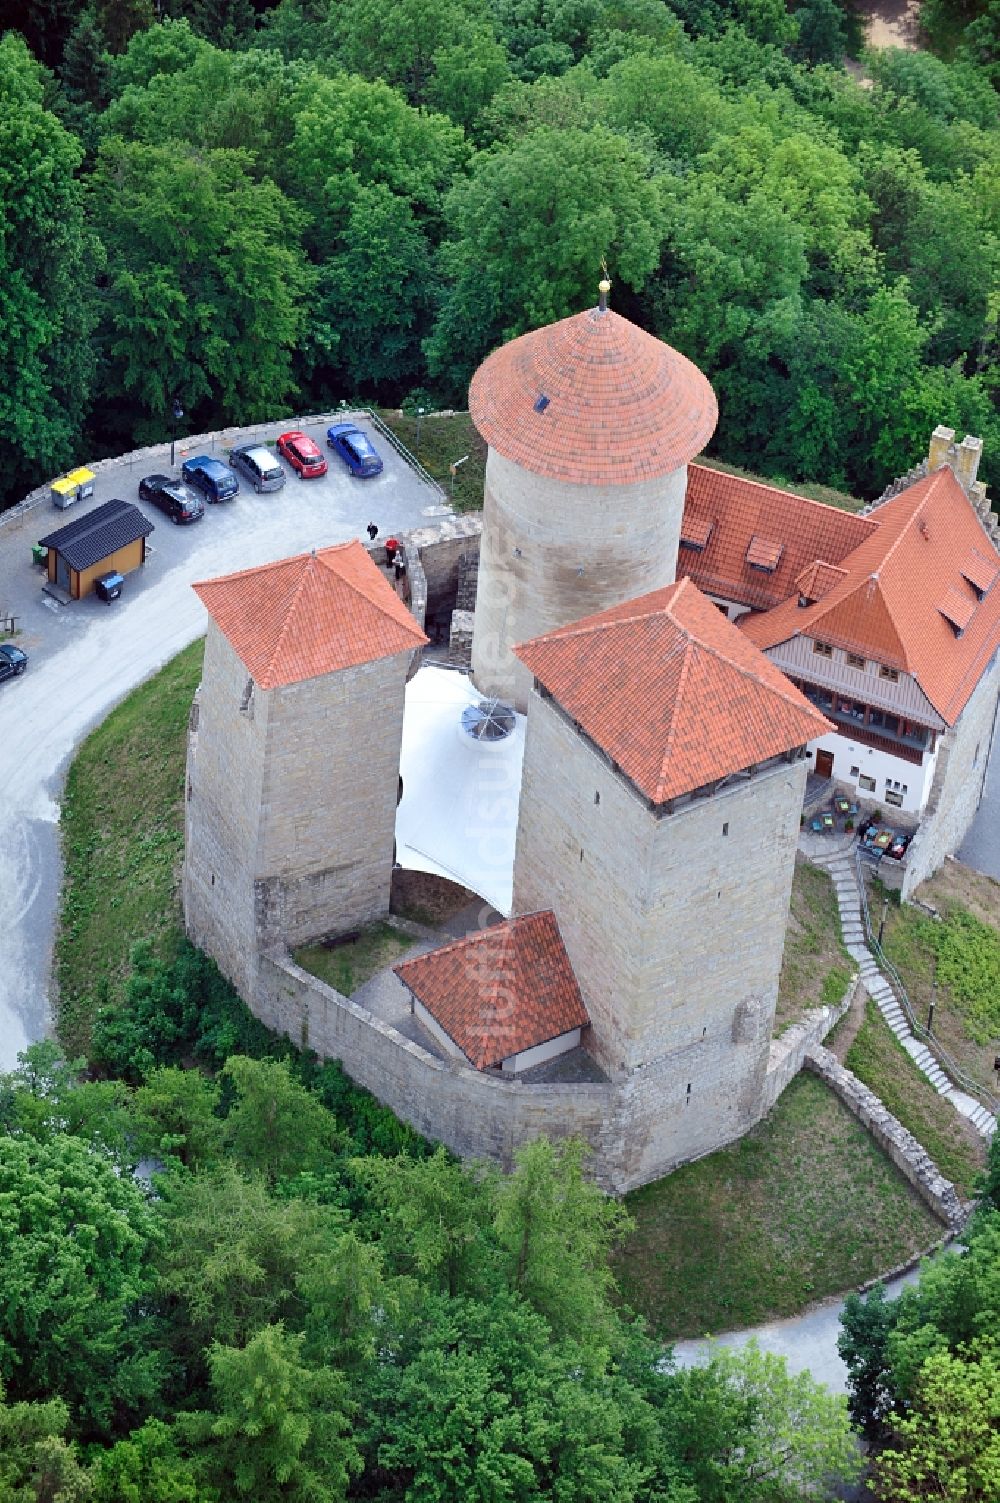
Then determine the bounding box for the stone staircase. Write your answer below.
[813,845,998,1139]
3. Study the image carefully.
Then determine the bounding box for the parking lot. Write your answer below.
[0,412,452,1068]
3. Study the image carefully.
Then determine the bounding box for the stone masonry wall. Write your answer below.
[759,973,860,1118]
[472,449,688,710]
[901,648,1000,898]
[183,625,271,1000]
[806,1045,967,1228]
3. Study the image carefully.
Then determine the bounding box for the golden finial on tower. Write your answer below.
[598,259,612,313]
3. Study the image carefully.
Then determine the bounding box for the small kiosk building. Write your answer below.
[38,499,154,600]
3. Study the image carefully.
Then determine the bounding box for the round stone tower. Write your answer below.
[468,284,718,710]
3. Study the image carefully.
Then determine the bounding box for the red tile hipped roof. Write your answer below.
[515,578,831,803]
[679,465,876,611]
[741,468,1000,725]
[395,911,589,1071]
[469,305,718,486]
[193,541,427,689]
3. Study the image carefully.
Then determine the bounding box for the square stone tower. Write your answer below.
[183,542,427,1001]
[512,578,831,1180]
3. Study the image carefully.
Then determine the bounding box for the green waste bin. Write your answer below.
[32,544,48,567]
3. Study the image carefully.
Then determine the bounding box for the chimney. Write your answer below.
[928,425,955,471]
[955,434,983,495]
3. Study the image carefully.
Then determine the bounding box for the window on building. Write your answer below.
[885,790,903,807]
[974,742,982,767]
[879,665,900,682]
[859,774,876,792]
[902,785,908,794]
[846,653,866,669]
[722,822,729,836]
[850,765,860,778]
[813,641,833,658]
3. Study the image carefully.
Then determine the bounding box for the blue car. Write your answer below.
[326,423,383,479]
[181,454,240,502]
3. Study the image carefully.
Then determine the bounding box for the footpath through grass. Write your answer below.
[56,640,204,1056]
[774,858,853,1033]
[614,1072,942,1338]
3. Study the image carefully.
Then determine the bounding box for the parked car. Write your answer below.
[229,443,286,494]
[0,643,28,682]
[277,430,328,479]
[181,454,239,503]
[326,422,383,479]
[138,474,205,524]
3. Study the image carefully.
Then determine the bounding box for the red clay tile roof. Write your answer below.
[680,515,714,550]
[193,541,427,689]
[962,547,998,596]
[746,535,783,571]
[515,578,831,803]
[469,305,718,486]
[794,560,848,603]
[395,911,589,1071]
[740,468,1000,724]
[678,465,876,611]
[939,586,976,635]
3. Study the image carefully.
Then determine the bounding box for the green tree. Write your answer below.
[184,1325,359,1503]
[427,124,664,394]
[0,1134,161,1431]
[793,0,846,64]
[492,1137,632,1344]
[87,137,311,447]
[360,1145,496,1297]
[838,1282,902,1440]
[333,0,500,104]
[89,1419,210,1503]
[0,1381,90,1503]
[153,1164,339,1357]
[0,33,100,510]
[874,1348,1000,1503]
[663,1341,861,1501]
[132,1066,223,1169]
[221,1055,343,1182]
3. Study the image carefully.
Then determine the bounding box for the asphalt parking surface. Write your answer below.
[0,413,451,1068]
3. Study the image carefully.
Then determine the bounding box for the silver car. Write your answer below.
[229,443,286,494]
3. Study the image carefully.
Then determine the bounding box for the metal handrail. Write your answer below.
[363,409,447,501]
[854,847,1000,1117]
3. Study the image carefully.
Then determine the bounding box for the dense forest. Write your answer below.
[0,0,997,513]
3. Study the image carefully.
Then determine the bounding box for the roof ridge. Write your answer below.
[689,463,875,525]
[262,553,319,685]
[654,636,694,799]
[519,594,675,652]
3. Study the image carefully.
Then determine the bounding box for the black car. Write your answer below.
[0,643,28,682]
[138,474,205,524]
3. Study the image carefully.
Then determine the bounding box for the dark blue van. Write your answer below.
[181,454,240,503]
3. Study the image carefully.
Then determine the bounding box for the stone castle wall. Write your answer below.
[250,951,853,1192]
[472,450,688,709]
[900,648,1000,898]
[184,622,410,995]
[511,686,809,1171]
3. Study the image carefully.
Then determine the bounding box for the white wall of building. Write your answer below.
[806,729,939,814]
[501,1027,582,1074]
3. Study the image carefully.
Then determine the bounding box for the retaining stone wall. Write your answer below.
[760,973,860,1117]
[805,1044,967,1228]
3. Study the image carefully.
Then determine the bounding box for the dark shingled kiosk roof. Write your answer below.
[39,499,154,573]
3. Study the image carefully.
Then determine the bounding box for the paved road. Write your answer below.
[671,1262,922,1394]
[0,416,448,1069]
[957,732,1000,880]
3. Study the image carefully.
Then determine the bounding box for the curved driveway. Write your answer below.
[0,418,448,1068]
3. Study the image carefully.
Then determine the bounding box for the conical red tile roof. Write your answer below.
[193,541,427,689]
[515,578,830,803]
[469,304,718,486]
[395,911,589,1071]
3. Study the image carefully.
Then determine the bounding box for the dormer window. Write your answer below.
[960,547,997,600]
[680,516,714,552]
[938,586,975,638]
[746,535,783,573]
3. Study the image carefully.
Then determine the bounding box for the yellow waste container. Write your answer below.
[50,466,96,509]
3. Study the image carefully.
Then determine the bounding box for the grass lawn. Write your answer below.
[845,998,985,1197]
[56,640,204,1055]
[774,857,853,1033]
[377,409,487,514]
[294,922,414,996]
[874,863,1000,1099]
[614,1072,943,1339]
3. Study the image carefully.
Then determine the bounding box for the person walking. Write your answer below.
[366,522,378,541]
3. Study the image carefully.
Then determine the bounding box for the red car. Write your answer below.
[277,430,328,479]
